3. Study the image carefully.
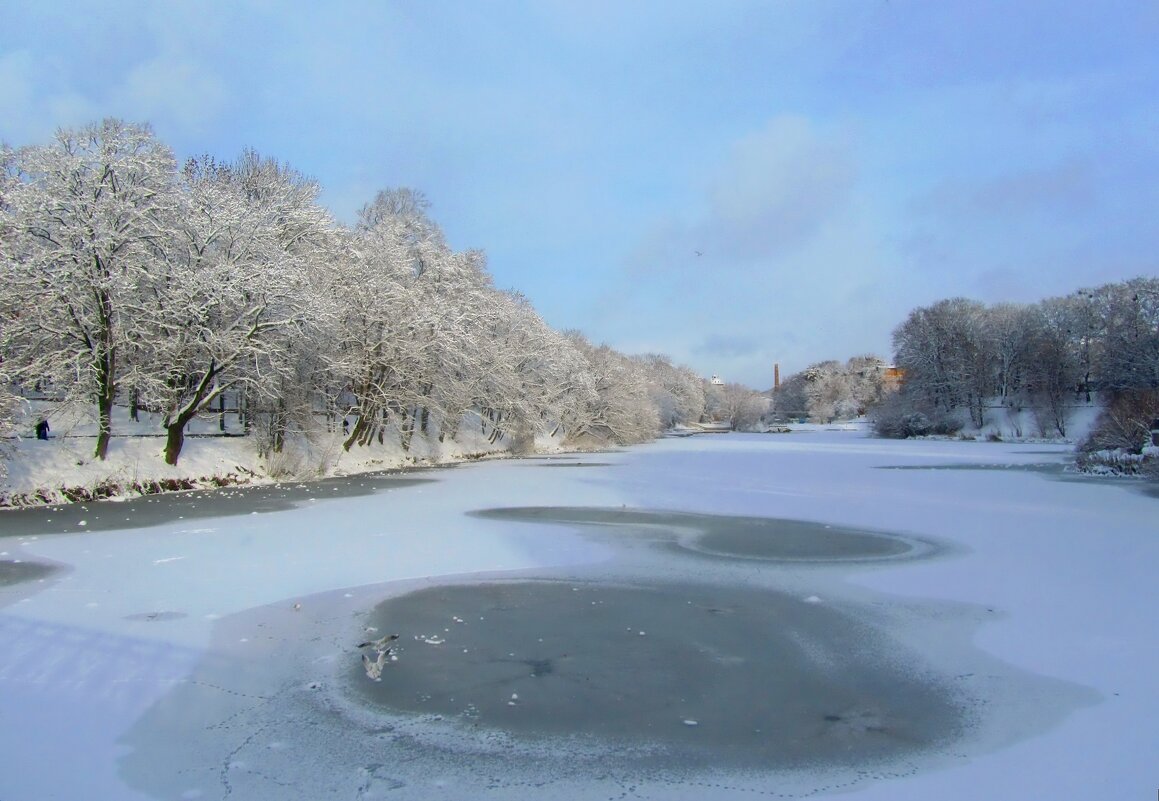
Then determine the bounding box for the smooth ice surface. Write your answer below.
[0,431,1155,800]
[469,506,940,561]
[352,578,967,770]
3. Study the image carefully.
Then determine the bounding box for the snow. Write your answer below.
[1,400,555,504]
[1,429,1156,800]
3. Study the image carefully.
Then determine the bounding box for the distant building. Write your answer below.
[856,359,905,390]
[710,374,724,386]
[882,364,905,389]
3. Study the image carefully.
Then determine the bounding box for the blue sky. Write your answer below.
[3,1,1157,389]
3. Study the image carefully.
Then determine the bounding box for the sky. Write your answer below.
[2,1,1157,389]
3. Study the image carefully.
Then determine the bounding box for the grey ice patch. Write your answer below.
[0,559,58,588]
[350,579,966,771]
[469,506,943,563]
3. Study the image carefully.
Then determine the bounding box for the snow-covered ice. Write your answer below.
[0,429,1155,800]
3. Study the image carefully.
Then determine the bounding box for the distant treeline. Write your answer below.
[0,119,709,466]
[768,356,894,424]
[766,277,1159,455]
[877,278,1159,440]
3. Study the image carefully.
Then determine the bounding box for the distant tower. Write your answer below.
[774,363,780,391]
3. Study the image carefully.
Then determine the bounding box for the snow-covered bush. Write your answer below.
[869,386,961,438]
[1075,448,1157,478]
[1077,390,1159,476]
[1080,390,1159,453]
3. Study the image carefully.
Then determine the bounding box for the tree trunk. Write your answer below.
[94,347,116,461]
[162,362,219,465]
[95,396,113,460]
[164,414,191,466]
[92,276,117,461]
[344,413,374,451]
[270,401,287,453]
[488,411,504,444]
[400,407,414,452]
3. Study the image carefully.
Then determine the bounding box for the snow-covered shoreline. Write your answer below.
[0,401,588,507]
[4,400,1113,510]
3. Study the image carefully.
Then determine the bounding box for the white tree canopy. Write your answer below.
[1,119,180,459]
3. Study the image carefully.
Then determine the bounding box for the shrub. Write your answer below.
[870,388,963,438]
[1080,390,1159,454]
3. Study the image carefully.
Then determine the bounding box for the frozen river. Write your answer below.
[0,431,1155,799]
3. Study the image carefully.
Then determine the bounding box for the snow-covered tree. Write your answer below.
[983,303,1035,402]
[466,290,590,449]
[770,356,888,424]
[636,354,705,429]
[771,369,809,421]
[1,123,710,471]
[800,360,849,422]
[706,381,767,429]
[0,371,19,478]
[1098,277,1159,392]
[566,334,659,444]
[844,355,891,412]
[328,190,467,451]
[879,279,1159,438]
[892,298,992,427]
[1022,300,1081,436]
[136,151,335,465]
[0,119,180,459]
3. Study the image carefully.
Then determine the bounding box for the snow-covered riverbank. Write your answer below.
[1,430,1154,800]
[0,402,569,506]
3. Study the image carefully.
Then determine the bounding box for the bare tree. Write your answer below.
[1023,300,1081,436]
[893,298,991,427]
[984,303,1035,402]
[1099,277,1159,391]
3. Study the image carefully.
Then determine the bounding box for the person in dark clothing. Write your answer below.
[35,418,49,440]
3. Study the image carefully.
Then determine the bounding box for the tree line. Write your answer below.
[876,279,1159,439]
[765,277,1158,452]
[0,119,708,466]
[769,356,893,424]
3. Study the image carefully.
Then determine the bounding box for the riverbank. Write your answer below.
[0,401,571,507]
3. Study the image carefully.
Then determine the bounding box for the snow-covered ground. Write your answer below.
[0,429,1155,800]
[1,400,555,505]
